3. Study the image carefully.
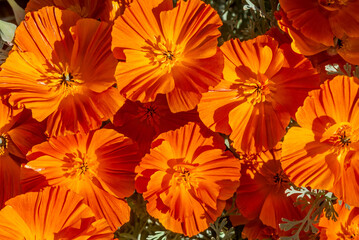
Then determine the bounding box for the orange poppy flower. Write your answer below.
[111,0,223,113]
[319,204,359,239]
[281,75,359,207]
[0,97,45,208]
[22,128,141,230]
[113,94,200,155]
[0,7,124,137]
[278,0,359,64]
[25,0,115,21]
[135,122,241,236]
[236,147,304,234]
[0,186,113,239]
[198,35,320,154]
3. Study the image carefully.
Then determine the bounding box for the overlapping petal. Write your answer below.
[25,0,115,20]
[0,186,113,239]
[319,204,359,239]
[0,98,45,208]
[278,0,359,64]
[113,94,200,155]
[236,147,304,234]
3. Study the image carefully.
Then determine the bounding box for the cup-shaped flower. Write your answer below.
[198,36,320,154]
[282,76,359,207]
[0,7,124,136]
[22,128,141,230]
[135,122,241,236]
[112,0,223,113]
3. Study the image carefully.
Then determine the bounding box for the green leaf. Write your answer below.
[0,20,16,44]
[7,0,25,25]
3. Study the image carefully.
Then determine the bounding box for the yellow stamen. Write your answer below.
[44,66,84,96]
[145,36,181,73]
[172,163,196,189]
[78,160,89,175]
[238,75,274,105]
[319,0,349,9]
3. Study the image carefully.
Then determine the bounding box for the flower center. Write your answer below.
[145,106,156,118]
[238,74,274,104]
[145,37,181,73]
[61,72,74,87]
[78,160,89,175]
[333,36,352,54]
[74,156,91,177]
[174,165,191,182]
[319,0,349,10]
[63,151,97,179]
[163,50,175,61]
[153,42,176,64]
[45,67,84,96]
[322,123,359,157]
[329,125,352,148]
[138,103,161,128]
[171,162,198,189]
[0,134,8,156]
[273,171,289,184]
[336,38,344,49]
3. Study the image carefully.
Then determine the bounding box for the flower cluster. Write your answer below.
[1,0,359,239]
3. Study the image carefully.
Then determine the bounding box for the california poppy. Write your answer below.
[236,146,304,234]
[113,94,200,155]
[111,0,223,113]
[0,97,45,208]
[135,122,241,236]
[0,7,124,137]
[0,186,113,239]
[278,0,359,65]
[22,128,141,230]
[281,75,359,207]
[198,35,319,154]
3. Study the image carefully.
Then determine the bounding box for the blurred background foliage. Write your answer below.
[203,0,279,43]
[1,0,27,22]
[0,0,281,239]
